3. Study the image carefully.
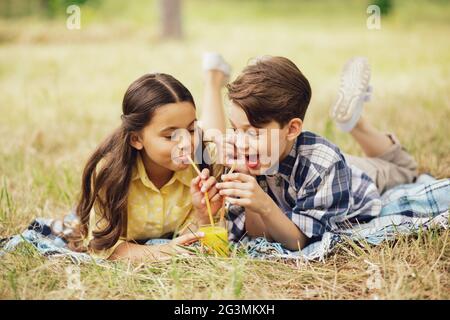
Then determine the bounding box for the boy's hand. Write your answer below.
[216,172,274,216]
[190,168,224,223]
[213,133,250,174]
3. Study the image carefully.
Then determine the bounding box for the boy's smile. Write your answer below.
[227,102,300,175]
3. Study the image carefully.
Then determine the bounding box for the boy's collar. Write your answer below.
[259,132,302,178]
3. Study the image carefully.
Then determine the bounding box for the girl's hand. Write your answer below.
[162,232,205,256]
[109,232,204,262]
[153,232,206,261]
[190,168,223,223]
[216,172,274,216]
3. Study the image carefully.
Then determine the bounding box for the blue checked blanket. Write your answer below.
[1,175,448,263]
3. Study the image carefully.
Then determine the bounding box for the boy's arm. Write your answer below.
[219,173,308,250]
[256,200,308,250]
[220,160,355,250]
[289,160,353,240]
[245,209,272,240]
[226,193,307,250]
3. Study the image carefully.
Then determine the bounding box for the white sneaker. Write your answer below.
[202,52,231,84]
[331,57,372,132]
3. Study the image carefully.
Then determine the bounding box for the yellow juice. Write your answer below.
[198,225,230,257]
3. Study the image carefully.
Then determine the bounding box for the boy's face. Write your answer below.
[227,103,300,175]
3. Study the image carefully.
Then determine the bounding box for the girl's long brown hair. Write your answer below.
[71,73,196,252]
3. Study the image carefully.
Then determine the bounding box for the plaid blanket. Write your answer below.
[1,175,449,263]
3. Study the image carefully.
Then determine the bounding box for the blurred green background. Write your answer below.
[0,0,449,228]
[0,0,450,300]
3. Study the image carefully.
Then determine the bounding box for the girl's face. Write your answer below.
[131,101,197,172]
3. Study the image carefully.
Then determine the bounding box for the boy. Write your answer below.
[200,54,418,250]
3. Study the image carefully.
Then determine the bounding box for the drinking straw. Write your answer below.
[187,155,215,227]
[219,163,236,224]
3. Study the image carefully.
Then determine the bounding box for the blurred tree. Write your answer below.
[371,0,393,16]
[0,0,37,17]
[44,0,90,17]
[159,0,183,39]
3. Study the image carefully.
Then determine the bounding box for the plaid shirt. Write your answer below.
[227,131,382,243]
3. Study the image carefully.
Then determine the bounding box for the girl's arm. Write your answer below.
[108,233,203,262]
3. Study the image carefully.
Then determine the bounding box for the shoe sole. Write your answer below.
[331,57,371,126]
[202,52,231,76]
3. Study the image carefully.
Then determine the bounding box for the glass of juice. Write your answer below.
[198,225,230,257]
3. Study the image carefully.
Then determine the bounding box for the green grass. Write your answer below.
[0,0,449,299]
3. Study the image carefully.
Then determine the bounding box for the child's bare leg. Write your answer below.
[349,116,394,158]
[331,57,393,157]
[345,117,418,192]
[332,57,418,192]
[202,70,227,140]
[200,53,241,169]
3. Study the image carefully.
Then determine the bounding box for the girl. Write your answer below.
[71,73,224,261]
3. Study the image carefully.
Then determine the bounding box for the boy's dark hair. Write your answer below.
[227,56,312,128]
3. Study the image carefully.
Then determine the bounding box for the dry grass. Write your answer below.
[1,230,448,299]
[0,0,449,299]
